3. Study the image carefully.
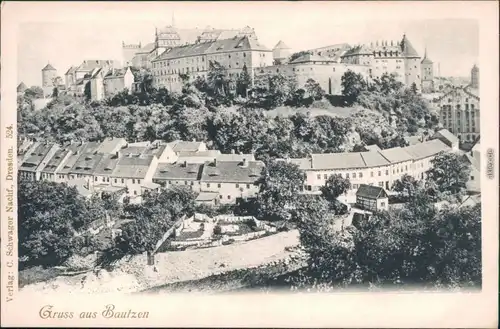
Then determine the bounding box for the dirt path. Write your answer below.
[19,230,300,295]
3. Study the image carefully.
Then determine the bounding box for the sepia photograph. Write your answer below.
[1,1,498,327]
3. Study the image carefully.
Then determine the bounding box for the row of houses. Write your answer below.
[17,137,261,205]
[18,129,472,207]
[283,129,461,203]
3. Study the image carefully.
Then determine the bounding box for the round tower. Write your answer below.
[470,64,479,89]
[420,48,434,93]
[272,40,291,65]
[41,63,57,88]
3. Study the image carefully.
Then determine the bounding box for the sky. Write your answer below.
[15,2,479,87]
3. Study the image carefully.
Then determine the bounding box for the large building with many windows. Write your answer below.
[151,35,272,93]
[434,86,480,143]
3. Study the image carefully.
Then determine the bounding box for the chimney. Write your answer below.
[213,159,217,167]
[231,149,235,154]
[183,160,187,167]
[241,158,248,168]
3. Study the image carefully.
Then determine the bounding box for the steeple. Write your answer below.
[421,46,433,64]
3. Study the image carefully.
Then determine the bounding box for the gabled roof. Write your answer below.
[153,162,203,181]
[379,147,414,163]
[200,160,265,183]
[342,44,374,57]
[356,184,388,199]
[58,143,92,174]
[433,129,459,145]
[136,42,156,55]
[435,86,480,102]
[290,53,337,64]
[311,153,366,170]
[20,143,57,172]
[17,82,27,92]
[70,152,105,175]
[42,63,56,71]
[168,140,205,153]
[41,148,72,174]
[403,139,449,160]
[97,137,128,154]
[359,151,391,167]
[153,36,270,62]
[93,153,121,176]
[112,154,156,179]
[273,40,290,50]
[65,66,77,75]
[76,59,119,72]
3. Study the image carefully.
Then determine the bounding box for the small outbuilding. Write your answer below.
[355,184,389,212]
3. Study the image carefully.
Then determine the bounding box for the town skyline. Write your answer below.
[18,13,478,87]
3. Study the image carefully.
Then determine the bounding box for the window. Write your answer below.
[359,172,363,178]
[95,177,98,181]
[132,179,135,184]
[227,195,231,200]
[247,184,250,189]
[378,171,381,176]
[134,191,137,195]
[346,173,349,179]
[371,171,374,177]
[353,173,356,178]
[380,202,386,208]
[470,176,474,181]
[324,174,328,179]
[185,181,188,185]
[219,195,223,199]
[352,184,358,189]
[317,174,321,179]
[378,182,384,187]
[121,179,124,183]
[207,183,211,188]
[217,183,221,188]
[385,170,389,175]
[236,184,239,188]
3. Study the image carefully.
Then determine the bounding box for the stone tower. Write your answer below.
[41,63,57,88]
[470,64,479,89]
[122,42,141,67]
[272,40,291,65]
[420,47,434,93]
[400,34,421,91]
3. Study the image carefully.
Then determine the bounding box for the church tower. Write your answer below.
[420,47,434,93]
[122,41,141,67]
[470,64,479,89]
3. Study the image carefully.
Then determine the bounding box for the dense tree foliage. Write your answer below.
[426,152,471,198]
[392,174,420,202]
[321,174,352,213]
[292,188,481,290]
[18,179,111,268]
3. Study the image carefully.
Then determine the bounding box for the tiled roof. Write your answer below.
[93,154,121,176]
[112,155,155,179]
[17,82,27,92]
[403,139,449,160]
[42,63,56,71]
[289,53,336,64]
[379,147,413,163]
[103,67,132,79]
[356,184,387,199]
[200,160,265,183]
[216,153,255,162]
[176,150,222,164]
[273,40,290,50]
[77,59,119,72]
[70,152,105,175]
[168,140,205,153]
[20,143,57,172]
[153,162,203,181]
[58,143,91,174]
[311,153,366,170]
[97,137,128,154]
[360,151,391,167]
[342,44,374,57]
[41,148,71,174]
[433,129,459,145]
[153,36,270,62]
[65,66,77,75]
[400,34,419,58]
